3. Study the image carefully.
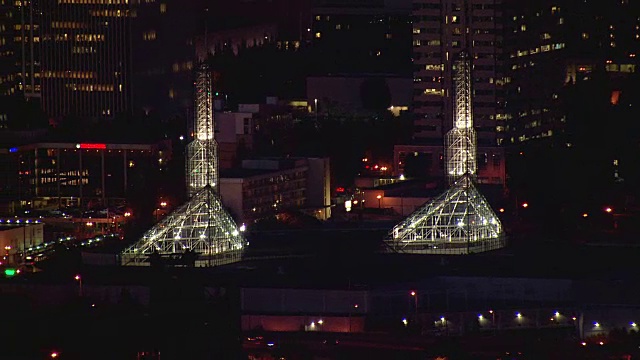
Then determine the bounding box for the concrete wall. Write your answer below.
[241,288,369,314]
[242,314,365,333]
[306,157,331,220]
[0,283,151,308]
[307,76,412,114]
[219,178,245,223]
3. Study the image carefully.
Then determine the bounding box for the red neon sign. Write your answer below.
[79,143,106,149]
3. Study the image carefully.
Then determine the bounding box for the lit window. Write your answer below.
[582,32,589,39]
[160,3,166,13]
[315,32,321,39]
[143,30,156,41]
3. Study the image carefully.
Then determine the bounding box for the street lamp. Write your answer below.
[74,274,83,296]
[409,291,418,319]
[489,309,496,334]
[377,194,382,208]
[314,98,318,121]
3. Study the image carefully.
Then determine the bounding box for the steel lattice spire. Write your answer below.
[187,63,218,197]
[446,52,477,185]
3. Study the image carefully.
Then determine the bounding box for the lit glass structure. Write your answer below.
[385,52,504,255]
[121,63,244,267]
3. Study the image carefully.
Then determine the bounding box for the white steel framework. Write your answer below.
[121,63,244,267]
[187,66,218,197]
[385,52,504,255]
[446,52,476,184]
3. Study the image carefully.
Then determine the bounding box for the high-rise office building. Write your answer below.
[504,0,639,145]
[1,0,199,126]
[39,0,133,121]
[0,0,41,131]
[412,0,505,146]
[0,0,39,99]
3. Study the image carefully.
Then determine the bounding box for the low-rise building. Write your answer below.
[2,141,169,210]
[0,219,44,264]
[220,157,331,223]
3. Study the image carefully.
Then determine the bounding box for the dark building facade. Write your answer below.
[131,0,198,121]
[412,0,506,146]
[310,0,412,75]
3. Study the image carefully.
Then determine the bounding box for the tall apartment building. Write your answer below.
[412,0,505,146]
[504,0,640,145]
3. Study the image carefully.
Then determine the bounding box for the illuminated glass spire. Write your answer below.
[385,52,505,255]
[121,64,245,267]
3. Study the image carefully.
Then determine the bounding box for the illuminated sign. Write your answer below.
[78,143,106,149]
[4,269,16,277]
[9,147,17,153]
